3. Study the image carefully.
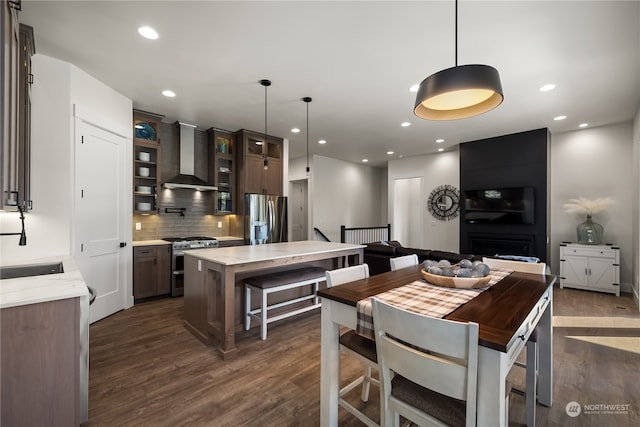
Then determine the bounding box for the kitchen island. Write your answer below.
[183,240,364,359]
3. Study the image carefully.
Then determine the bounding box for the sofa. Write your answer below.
[363,241,481,276]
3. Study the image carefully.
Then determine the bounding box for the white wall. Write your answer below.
[0,54,132,266]
[388,150,460,252]
[291,155,385,242]
[550,122,634,288]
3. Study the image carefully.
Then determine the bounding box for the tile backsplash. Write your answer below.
[133,188,235,240]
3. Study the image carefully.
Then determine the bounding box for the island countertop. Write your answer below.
[183,240,365,359]
[1,255,89,309]
[185,240,365,266]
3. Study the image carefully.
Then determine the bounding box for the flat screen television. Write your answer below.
[463,187,535,224]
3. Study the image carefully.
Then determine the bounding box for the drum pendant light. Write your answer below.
[260,79,271,170]
[414,0,503,120]
[303,97,312,174]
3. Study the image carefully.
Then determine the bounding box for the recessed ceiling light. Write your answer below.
[539,84,556,92]
[409,84,420,93]
[362,159,369,163]
[291,128,300,133]
[162,90,176,97]
[554,115,567,121]
[138,26,159,40]
[401,122,411,127]
[318,140,327,145]
[579,123,589,128]
[387,151,394,155]
[438,148,444,152]
[435,138,444,143]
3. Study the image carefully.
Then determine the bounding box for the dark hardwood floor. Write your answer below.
[84,287,639,427]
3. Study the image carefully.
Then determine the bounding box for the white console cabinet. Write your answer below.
[559,243,620,296]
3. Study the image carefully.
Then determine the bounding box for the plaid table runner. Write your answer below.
[356,269,512,339]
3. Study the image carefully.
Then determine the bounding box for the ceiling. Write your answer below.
[20,1,640,168]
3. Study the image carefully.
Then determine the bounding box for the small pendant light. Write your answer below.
[260,79,271,170]
[302,97,312,174]
[414,0,503,120]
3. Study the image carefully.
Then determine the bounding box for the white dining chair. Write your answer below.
[371,297,480,427]
[483,257,546,427]
[325,264,380,427]
[389,254,419,271]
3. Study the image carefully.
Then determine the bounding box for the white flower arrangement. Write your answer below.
[563,197,613,215]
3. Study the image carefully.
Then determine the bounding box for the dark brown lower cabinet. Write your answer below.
[133,245,171,300]
[1,298,80,426]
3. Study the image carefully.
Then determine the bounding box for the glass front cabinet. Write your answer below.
[133,109,163,214]
[209,128,235,214]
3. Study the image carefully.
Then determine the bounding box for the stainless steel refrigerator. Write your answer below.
[244,194,288,245]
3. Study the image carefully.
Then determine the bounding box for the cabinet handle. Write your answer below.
[28,73,34,85]
[119,242,127,248]
[518,335,525,341]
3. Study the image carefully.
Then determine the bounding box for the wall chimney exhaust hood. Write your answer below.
[164,121,217,191]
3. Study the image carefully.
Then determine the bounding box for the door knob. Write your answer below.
[119,242,127,248]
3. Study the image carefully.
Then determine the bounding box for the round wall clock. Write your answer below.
[428,184,460,221]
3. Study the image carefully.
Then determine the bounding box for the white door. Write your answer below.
[74,119,129,323]
[393,177,423,248]
[291,180,308,241]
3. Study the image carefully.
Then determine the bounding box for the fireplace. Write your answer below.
[468,234,535,257]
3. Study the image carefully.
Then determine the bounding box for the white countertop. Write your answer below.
[185,240,364,266]
[132,240,171,247]
[0,255,89,309]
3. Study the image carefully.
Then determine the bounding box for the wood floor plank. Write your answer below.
[83,287,639,426]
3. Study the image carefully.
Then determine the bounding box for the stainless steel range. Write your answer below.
[163,237,219,296]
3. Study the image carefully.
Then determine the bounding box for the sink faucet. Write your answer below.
[0,205,27,246]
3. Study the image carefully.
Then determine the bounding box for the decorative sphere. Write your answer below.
[438,259,451,268]
[427,266,443,275]
[470,269,484,278]
[456,268,472,278]
[473,263,490,276]
[440,268,454,277]
[459,259,473,269]
[423,260,438,269]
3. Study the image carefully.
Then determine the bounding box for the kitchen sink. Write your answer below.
[0,261,64,280]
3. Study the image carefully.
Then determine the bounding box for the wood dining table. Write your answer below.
[317,263,555,426]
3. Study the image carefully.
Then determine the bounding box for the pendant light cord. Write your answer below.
[306,100,309,172]
[454,0,458,67]
[302,97,312,173]
[260,79,271,169]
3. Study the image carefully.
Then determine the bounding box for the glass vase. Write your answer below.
[576,215,603,245]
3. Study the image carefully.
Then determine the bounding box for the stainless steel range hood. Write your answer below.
[163,121,217,191]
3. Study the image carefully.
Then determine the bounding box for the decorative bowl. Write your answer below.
[138,151,150,162]
[138,167,150,177]
[135,186,152,194]
[135,122,156,140]
[421,269,491,289]
[136,202,151,211]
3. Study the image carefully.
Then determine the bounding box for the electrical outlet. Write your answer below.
[218,221,223,228]
[135,222,142,230]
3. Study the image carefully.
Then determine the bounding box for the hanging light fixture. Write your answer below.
[260,79,271,170]
[302,97,312,173]
[414,0,503,120]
